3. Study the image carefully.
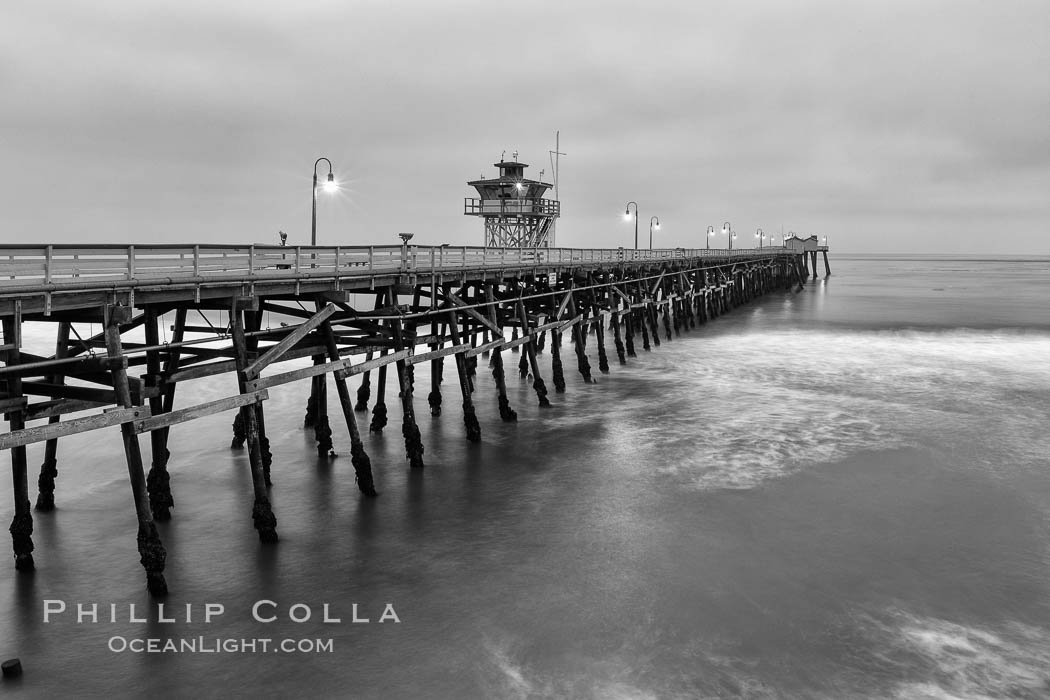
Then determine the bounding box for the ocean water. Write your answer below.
[2,254,1050,699]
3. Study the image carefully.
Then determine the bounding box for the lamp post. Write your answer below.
[649,216,660,250]
[624,201,639,250]
[755,228,764,249]
[721,221,734,250]
[311,157,337,247]
[706,225,715,250]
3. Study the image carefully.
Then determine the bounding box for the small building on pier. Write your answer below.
[784,234,820,252]
[464,153,560,248]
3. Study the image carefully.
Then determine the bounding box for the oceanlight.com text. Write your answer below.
[108,636,334,654]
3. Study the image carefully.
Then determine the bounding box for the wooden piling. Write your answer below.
[483,285,516,421]
[320,319,377,497]
[312,344,334,458]
[624,304,637,358]
[229,302,278,544]
[391,314,425,469]
[647,300,661,348]
[244,310,273,483]
[446,311,481,442]
[35,321,69,512]
[567,293,593,383]
[427,336,443,417]
[550,329,566,392]
[516,301,550,407]
[143,308,174,520]
[104,306,169,593]
[611,310,627,364]
[354,350,372,412]
[370,359,389,433]
[638,286,652,352]
[3,317,34,572]
[594,305,610,374]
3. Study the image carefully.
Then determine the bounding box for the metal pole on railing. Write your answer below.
[398,233,413,272]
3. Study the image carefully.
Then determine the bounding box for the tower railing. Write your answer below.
[464,198,560,217]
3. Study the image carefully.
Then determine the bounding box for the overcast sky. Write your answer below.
[3,1,1048,254]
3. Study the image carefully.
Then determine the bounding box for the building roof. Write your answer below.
[466,178,552,188]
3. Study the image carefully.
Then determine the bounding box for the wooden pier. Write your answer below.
[1,242,827,594]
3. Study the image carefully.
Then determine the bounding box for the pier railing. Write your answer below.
[0,244,793,291]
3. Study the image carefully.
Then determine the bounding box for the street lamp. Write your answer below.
[311,157,336,246]
[649,216,660,250]
[721,221,733,250]
[624,201,639,250]
[755,228,765,249]
[706,225,715,250]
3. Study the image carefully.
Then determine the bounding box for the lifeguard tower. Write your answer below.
[464,152,560,247]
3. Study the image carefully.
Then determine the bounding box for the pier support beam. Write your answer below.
[230,302,278,544]
[447,311,481,442]
[104,306,168,595]
[369,292,389,434]
[639,299,651,351]
[158,307,187,482]
[369,358,389,433]
[612,309,626,364]
[483,285,517,421]
[822,250,831,276]
[392,316,425,469]
[320,320,377,497]
[35,321,69,512]
[311,374,333,458]
[647,299,661,348]
[517,301,550,407]
[551,329,566,392]
[594,307,610,374]
[427,317,443,417]
[568,293,593,383]
[244,310,273,484]
[624,304,637,358]
[355,351,372,412]
[311,302,334,459]
[3,317,34,572]
[143,308,175,520]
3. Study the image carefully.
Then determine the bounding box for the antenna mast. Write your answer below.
[548,130,566,247]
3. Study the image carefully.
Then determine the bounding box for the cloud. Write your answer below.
[1,0,1047,252]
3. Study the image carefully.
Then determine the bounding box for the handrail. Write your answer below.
[0,243,801,294]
